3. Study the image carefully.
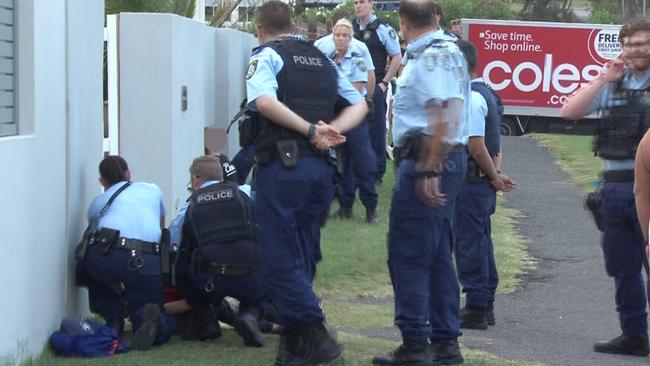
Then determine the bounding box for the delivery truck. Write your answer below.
[461,19,622,135]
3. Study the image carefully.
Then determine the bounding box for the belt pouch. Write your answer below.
[95,228,119,255]
[277,140,299,168]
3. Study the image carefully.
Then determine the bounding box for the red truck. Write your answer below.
[461,19,622,135]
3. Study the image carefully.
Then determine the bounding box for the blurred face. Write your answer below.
[333,26,352,51]
[622,30,650,71]
[354,0,373,19]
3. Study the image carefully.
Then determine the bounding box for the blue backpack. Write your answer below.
[50,318,128,357]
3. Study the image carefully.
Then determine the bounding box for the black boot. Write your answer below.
[431,338,464,365]
[132,303,161,351]
[372,342,430,365]
[234,307,266,347]
[366,208,378,224]
[215,300,239,327]
[486,302,495,326]
[593,333,650,356]
[460,306,488,330]
[338,207,353,219]
[275,321,342,366]
[182,303,222,341]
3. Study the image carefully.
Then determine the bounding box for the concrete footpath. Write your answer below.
[460,136,648,366]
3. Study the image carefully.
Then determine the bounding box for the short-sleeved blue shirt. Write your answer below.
[356,15,401,57]
[392,31,470,146]
[246,35,363,111]
[327,48,370,97]
[586,68,650,170]
[467,78,489,139]
[314,35,375,73]
[88,181,165,243]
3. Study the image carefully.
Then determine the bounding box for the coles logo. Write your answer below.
[588,29,621,64]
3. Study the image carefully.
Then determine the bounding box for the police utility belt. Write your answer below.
[256,138,338,170]
[393,132,466,166]
[88,228,164,271]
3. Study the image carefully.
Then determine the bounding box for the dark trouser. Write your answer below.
[454,178,498,309]
[369,87,387,182]
[231,145,256,185]
[600,180,648,335]
[83,246,175,344]
[175,257,270,317]
[254,156,335,328]
[388,152,465,343]
[339,118,378,210]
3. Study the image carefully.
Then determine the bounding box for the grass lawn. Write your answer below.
[528,133,602,191]
[27,163,535,366]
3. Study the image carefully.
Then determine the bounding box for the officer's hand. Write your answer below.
[311,121,346,149]
[601,56,625,82]
[377,82,387,93]
[491,174,517,192]
[414,175,446,206]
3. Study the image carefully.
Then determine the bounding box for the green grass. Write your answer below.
[28,163,535,366]
[529,133,602,191]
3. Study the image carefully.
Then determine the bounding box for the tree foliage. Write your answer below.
[105,0,197,18]
[519,0,573,21]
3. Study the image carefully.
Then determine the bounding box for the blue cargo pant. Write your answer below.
[339,118,378,210]
[388,151,465,343]
[369,87,388,182]
[83,246,176,345]
[454,178,498,309]
[254,156,335,328]
[600,180,648,336]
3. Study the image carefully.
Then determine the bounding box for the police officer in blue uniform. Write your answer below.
[353,0,402,184]
[168,155,268,347]
[372,1,469,364]
[316,18,379,223]
[78,156,175,351]
[453,40,516,330]
[246,2,367,364]
[562,18,650,357]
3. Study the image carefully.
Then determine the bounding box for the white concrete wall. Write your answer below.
[0,0,104,362]
[119,13,257,216]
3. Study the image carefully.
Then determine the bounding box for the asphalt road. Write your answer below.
[460,136,648,366]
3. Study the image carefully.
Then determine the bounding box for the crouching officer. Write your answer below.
[246,1,367,364]
[170,155,269,347]
[562,17,650,357]
[76,156,175,351]
[454,40,516,330]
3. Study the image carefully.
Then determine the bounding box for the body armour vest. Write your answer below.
[594,82,650,160]
[471,81,503,156]
[353,18,389,81]
[186,181,254,248]
[254,38,338,157]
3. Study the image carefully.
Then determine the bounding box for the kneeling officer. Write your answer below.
[171,155,268,347]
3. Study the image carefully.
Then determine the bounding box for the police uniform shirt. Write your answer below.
[168,181,251,250]
[246,35,363,111]
[400,28,456,67]
[329,48,370,97]
[88,181,165,243]
[586,68,650,171]
[468,77,489,139]
[355,15,401,57]
[314,35,375,73]
[392,31,470,146]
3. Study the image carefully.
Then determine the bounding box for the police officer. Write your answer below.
[246,1,367,364]
[353,0,402,184]
[316,18,379,223]
[168,155,268,347]
[453,40,516,330]
[562,17,650,357]
[372,1,469,364]
[78,156,175,351]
